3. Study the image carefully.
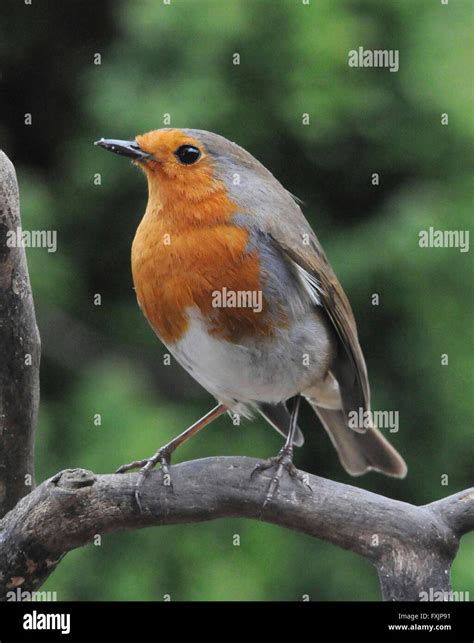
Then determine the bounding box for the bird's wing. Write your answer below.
[277,235,370,420]
[243,193,370,424]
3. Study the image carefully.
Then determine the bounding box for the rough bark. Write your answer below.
[0,151,40,519]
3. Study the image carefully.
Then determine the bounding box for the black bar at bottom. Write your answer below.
[0,601,471,642]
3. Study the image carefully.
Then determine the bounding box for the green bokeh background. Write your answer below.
[1,0,472,600]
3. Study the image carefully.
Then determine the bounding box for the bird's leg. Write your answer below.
[116,403,226,510]
[251,395,308,511]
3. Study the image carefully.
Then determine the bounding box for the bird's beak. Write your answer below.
[94,138,153,161]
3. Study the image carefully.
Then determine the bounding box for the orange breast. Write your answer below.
[131,186,283,345]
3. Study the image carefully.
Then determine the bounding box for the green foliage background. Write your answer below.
[1,0,472,600]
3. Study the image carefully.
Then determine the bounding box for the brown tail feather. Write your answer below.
[310,405,407,478]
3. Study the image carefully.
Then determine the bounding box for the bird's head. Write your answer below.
[95,128,227,205]
[95,128,280,209]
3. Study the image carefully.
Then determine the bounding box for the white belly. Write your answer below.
[165,307,333,415]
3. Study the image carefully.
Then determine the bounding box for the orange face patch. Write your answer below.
[135,129,222,211]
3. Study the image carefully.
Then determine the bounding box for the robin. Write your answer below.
[95,128,407,508]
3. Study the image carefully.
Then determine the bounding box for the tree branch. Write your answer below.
[0,151,41,519]
[0,459,472,601]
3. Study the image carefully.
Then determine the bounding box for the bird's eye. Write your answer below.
[175,145,201,165]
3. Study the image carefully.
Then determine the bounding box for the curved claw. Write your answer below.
[117,449,173,512]
[116,458,149,474]
[262,464,286,511]
[250,458,277,479]
[134,486,143,513]
[252,444,312,514]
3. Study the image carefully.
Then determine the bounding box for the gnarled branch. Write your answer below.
[0,460,472,601]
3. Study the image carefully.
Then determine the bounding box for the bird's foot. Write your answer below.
[116,447,173,511]
[251,445,311,512]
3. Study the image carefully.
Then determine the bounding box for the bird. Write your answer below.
[95,128,407,509]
